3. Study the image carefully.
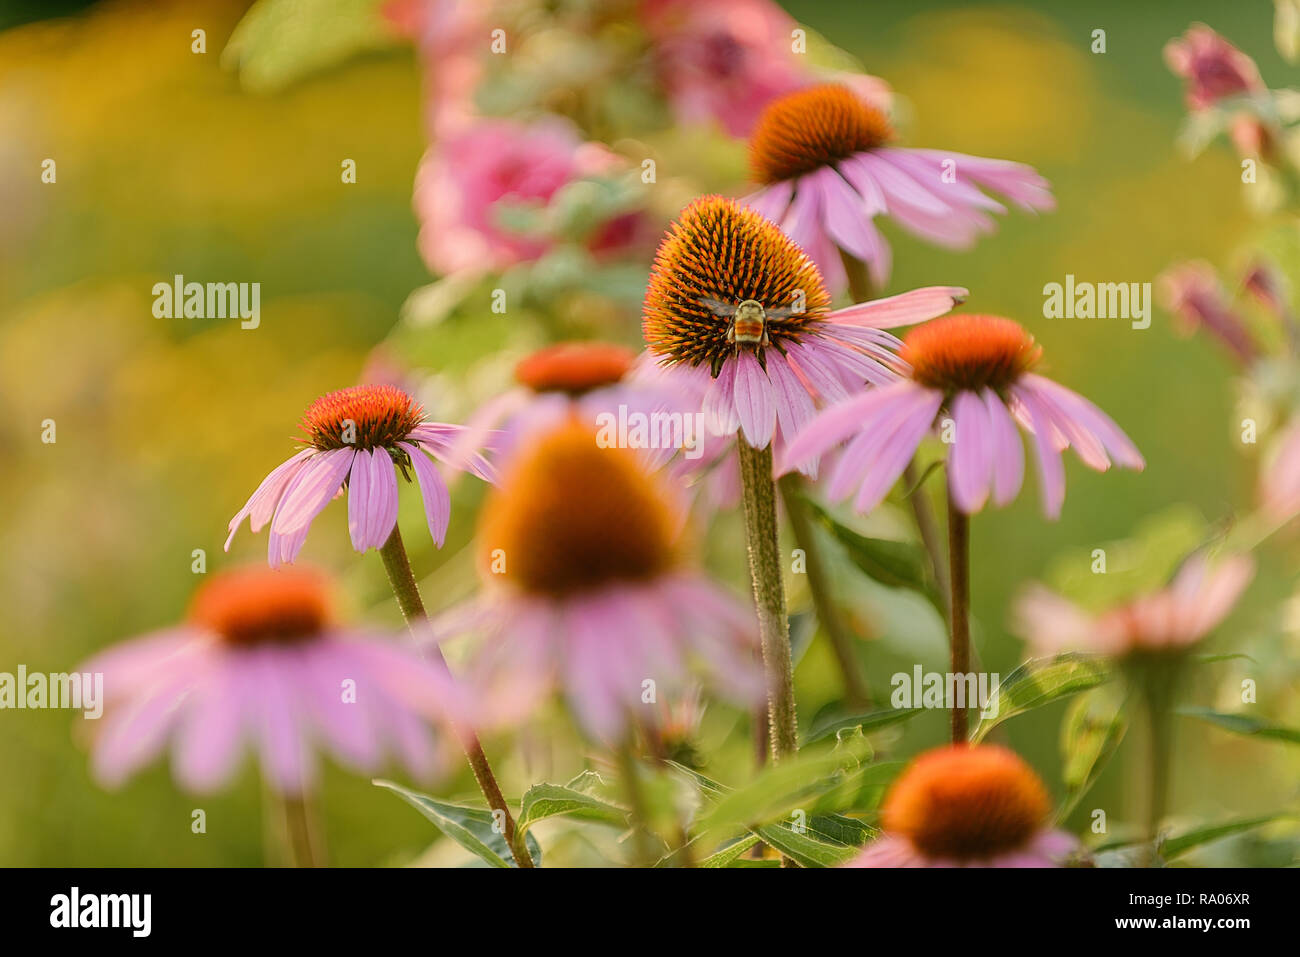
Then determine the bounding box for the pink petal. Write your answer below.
[733,351,776,448]
[400,441,451,547]
[949,390,994,513]
[270,448,356,536]
[828,286,969,329]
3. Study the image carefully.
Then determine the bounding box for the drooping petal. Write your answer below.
[983,389,1025,507]
[270,448,356,537]
[365,446,401,549]
[225,449,315,551]
[400,441,451,547]
[733,351,776,448]
[346,448,373,552]
[1013,385,1066,519]
[949,390,994,513]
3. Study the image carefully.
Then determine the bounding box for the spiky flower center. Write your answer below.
[901,314,1041,393]
[478,422,679,597]
[642,195,830,373]
[189,567,332,646]
[515,342,635,395]
[750,84,894,184]
[299,384,424,452]
[882,745,1050,861]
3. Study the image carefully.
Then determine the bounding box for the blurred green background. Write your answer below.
[1,0,1296,865]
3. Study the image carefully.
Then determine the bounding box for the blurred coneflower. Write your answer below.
[744,84,1054,290]
[1164,23,1265,112]
[81,566,466,864]
[1013,552,1253,860]
[433,421,764,744]
[1013,552,1254,660]
[848,745,1080,868]
[225,384,492,566]
[454,341,684,470]
[639,0,813,138]
[1157,261,1258,366]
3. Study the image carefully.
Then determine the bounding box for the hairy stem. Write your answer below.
[378,526,536,869]
[778,474,871,707]
[737,440,799,760]
[946,493,971,744]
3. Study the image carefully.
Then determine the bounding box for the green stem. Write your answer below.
[946,492,971,744]
[737,440,799,760]
[617,747,658,867]
[906,461,951,619]
[278,792,323,868]
[778,474,871,707]
[378,526,536,869]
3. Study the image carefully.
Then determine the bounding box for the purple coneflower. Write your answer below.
[640,194,964,757]
[782,313,1144,519]
[744,84,1054,290]
[641,195,967,463]
[433,421,763,744]
[84,566,461,797]
[849,745,1079,868]
[225,384,492,566]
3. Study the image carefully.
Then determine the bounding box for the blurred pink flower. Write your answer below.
[1261,418,1300,521]
[1164,23,1264,111]
[434,422,764,744]
[82,566,465,795]
[225,385,493,566]
[414,116,625,276]
[453,341,687,471]
[783,315,1143,519]
[384,0,486,137]
[1014,552,1254,658]
[639,0,813,137]
[848,745,1079,868]
[745,84,1054,290]
[1157,261,1257,365]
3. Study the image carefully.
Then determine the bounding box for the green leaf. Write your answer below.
[804,707,923,745]
[223,0,400,94]
[1193,653,1257,665]
[1161,814,1292,860]
[374,780,540,868]
[804,813,876,847]
[751,822,859,868]
[1057,691,1127,822]
[694,754,851,842]
[1178,707,1300,745]
[516,783,628,837]
[695,835,761,868]
[970,654,1112,744]
[807,761,905,815]
[806,501,941,611]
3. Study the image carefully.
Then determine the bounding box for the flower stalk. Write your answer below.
[946,493,971,744]
[378,525,536,869]
[737,440,799,760]
[278,793,324,868]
